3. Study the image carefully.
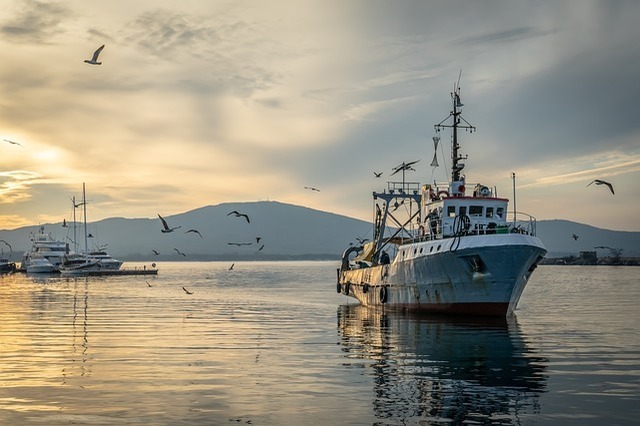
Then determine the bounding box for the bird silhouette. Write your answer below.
[227,210,250,223]
[572,234,579,241]
[152,249,160,255]
[587,179,614,195]
[3,139,23,148]
[146,281,153,287]
[391,160,420,176]
[182,286,193,295]
[227,242,252,246]
[258,244,265,251]
[158,214,181,233]
[304,186,320,192]
[173,248,186,256]
[229,263,235,270]
[84,44,105,65]
[185,229,203,238]
[374,172,383,178]
[0,240,11,252]
[256,236,262,244]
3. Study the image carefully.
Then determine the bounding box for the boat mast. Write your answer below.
[435,76,475,186]
[83,183,88,254]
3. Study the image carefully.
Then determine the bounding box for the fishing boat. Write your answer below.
[337,82,547,317]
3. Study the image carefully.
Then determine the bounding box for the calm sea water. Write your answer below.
[1,262,639,425]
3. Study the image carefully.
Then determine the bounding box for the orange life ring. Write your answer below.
[458,185,465,193]
[437,190,449,198]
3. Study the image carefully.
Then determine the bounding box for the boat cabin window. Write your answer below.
[486,207,494,218]
[496,207,504,219]
[469,205,483,217]
[448,206,456,218]
[459,206,467,216]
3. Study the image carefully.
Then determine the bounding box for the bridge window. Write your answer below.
[448,206,456,217]
[469,205,483,216]
[496,207,504,219]
[486,207,494,218]
[459,206,467,216]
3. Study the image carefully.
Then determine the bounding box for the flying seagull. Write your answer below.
[374,172,383,178]
[152,249,160,255]
[84,44,105,65]
[182,286,193,295]
[258,244,265,251]
[304,186,320,192]
[572,233,579,241]
[185,229,203,238]
[227,210,250,223]
[158,214,181,233]
[256,236,262,244]
[587,179,614,195]
[227,242,252,246]
[229,263,235,270]
[391,160,420,176]
[146,280,153,287]
[0,240,11,252]
[173,248,186,257]
[3,139,23,148]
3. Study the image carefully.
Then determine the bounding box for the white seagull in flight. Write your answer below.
[84,45,105,65]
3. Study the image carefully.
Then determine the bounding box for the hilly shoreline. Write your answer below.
[1,201,638,261]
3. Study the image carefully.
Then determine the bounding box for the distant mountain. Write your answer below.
[0,201,372,261]
[535,219,640,257]
[1,201,638,261]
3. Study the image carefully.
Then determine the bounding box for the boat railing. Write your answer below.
[386,181,421,195]
[413,211,537,242]
[507,211,538,236]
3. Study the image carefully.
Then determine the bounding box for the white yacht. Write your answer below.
[20,226,70,272]
[59,183,123,276]
[25,254,58,274]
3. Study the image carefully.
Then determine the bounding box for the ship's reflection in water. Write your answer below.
[337,305,549,425]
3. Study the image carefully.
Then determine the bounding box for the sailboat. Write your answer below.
[59,183,123,276]
[336,81,546,317]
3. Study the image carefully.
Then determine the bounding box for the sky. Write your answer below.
[1,0,639,232]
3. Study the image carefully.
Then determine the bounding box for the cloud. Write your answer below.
[455,27,554,46]
[0,170,44,203]
[0,0,70,43]
[122,9,220,59]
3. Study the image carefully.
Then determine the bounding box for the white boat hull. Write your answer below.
[338,233,546,316]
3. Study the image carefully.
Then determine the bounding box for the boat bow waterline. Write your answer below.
[337,82,546,317]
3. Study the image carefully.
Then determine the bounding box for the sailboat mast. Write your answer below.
[83,183,88,254]
[72,196,77,253]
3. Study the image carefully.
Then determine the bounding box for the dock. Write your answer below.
[79,268,158,276]
[13,267,159,276]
